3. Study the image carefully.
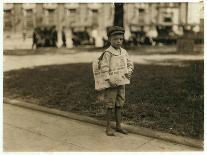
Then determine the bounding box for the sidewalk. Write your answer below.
[3,51,203,72]
[3,103,200,152]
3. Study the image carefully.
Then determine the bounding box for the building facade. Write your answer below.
[3,3,203,49]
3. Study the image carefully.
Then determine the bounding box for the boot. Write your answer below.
[106,108,115,136]
[115,107,128,134]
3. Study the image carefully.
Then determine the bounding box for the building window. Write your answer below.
[90,9,99,26]
[91,9,98,13]
[48,9,55,25]
[4,9,12,31]
[139,8,145,13]
[164,17,172,22]
[138,8,145,24]
[66,9,77,26]
[69,8,76,14]
[24,9,34,30]
[45,9,56,25]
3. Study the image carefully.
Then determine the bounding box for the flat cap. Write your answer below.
[107,26,125,37]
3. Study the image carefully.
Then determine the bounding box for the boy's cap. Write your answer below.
[107,26,125,37]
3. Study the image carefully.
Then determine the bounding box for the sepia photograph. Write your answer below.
[2,0,204,152]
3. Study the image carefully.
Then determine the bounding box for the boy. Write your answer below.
[99,26,134,136]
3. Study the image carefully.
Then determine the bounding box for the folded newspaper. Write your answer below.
[93,54,130,91]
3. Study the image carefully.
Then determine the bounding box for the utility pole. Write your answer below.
[113,3,124,27]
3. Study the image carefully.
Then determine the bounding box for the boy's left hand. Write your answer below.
[125,72,132,80]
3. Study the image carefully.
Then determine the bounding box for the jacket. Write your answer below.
[99,45,134,80]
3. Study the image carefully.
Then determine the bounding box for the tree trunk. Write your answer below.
[113,3,124,27]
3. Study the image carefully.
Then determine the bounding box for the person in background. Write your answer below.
[62,26,66,47]
[51,25,57,47]
[32,27,38,49]
[22,29,27,41]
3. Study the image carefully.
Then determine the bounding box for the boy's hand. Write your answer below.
[125,72,132,80]
[106,79,117,87]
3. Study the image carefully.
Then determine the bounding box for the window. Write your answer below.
[66,9,77,26]
[139,8,145,13]
[91,9,98,13]
[69,9,76,14]
[138,8,145,24]
[25,9,33,30]
[164,17,172,22]
[48,9,55,25]
[90,9,98,26]
[4,10,12,31]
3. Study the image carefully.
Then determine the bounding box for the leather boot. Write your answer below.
[106,108,115,136]
[115,107,128,134]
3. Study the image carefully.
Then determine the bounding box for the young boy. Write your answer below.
[99,26,134,136]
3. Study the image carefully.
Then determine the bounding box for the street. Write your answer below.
[3,51,203,72]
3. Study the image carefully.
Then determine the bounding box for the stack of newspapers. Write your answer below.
[93,55,130,91]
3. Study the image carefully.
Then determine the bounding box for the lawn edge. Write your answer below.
[3,97,203,149]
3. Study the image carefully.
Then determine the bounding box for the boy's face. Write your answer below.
[109,34,124,49]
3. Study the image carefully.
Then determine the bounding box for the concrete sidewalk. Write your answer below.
[3,103,200,152]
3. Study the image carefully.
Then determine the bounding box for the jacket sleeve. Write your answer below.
[126,52,134,74]
[99,52,111,80]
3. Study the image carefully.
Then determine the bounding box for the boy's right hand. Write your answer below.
[106,79,117,87]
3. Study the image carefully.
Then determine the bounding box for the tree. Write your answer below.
[113,3,124,27]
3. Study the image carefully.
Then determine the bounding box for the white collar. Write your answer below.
[105,46,124,56]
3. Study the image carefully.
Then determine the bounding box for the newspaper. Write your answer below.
[93,54,130,91]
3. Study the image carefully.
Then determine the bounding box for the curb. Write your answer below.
[4,98,203,149]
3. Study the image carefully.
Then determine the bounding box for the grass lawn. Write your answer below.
[4,60,204,139]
